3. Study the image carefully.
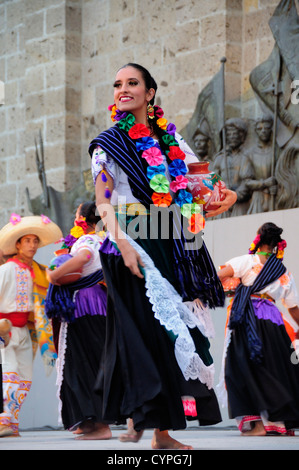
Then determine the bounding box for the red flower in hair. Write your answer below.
[75,218,89,233]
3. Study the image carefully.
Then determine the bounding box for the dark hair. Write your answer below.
[79,201,101,226]
[256,222,283,250]
[118,63,157,105]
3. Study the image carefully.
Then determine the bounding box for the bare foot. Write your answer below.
[75,423,112,440]
[0,425,14,438]
[151,429,193,450]
[72,420,94,435]
[242,421,266,436]
[119,418,144,443]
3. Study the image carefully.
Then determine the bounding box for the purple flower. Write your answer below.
[63,234,77,247]
[166,123,176,136]
[114,109,128,121]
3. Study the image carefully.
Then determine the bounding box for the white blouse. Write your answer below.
[70,234,103,278]
[226,254,299,309]
[0,262,34,313]
[91,132,198,205]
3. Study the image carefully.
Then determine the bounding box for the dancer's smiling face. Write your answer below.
[113,66,155,119]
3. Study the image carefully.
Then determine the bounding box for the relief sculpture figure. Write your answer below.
[245,115,277,214]
[212,118,254,216]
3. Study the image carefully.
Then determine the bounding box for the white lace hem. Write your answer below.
[125,234,216,389]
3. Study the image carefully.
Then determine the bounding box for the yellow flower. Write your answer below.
[70,225,85,238]
[156,117,167,130]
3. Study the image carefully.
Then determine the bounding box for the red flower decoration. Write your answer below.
[151,192,172,207]
[168,146,186,161]
[154,106,164,118]
[128,123,150,140]
[188,213,205,234]
[75,219,89,233]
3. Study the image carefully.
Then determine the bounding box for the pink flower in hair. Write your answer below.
[277,240,287,251]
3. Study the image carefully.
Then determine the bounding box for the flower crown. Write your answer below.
[248,234,287,259]
[61,217,89,249]
[107,104,205,234]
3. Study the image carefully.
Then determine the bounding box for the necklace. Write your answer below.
[108,104,204,234]
[257,251,272,257]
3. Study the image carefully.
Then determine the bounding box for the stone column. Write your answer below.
[24,0,82,196]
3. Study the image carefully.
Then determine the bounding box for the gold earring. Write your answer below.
[147,103,155,119]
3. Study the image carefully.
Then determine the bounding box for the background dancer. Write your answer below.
[218,222,299,436]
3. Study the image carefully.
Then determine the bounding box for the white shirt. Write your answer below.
[226,254,299,309]
[70,234,103,278]
[0,261,34,313]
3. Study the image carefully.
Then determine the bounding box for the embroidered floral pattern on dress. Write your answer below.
[252,264,263,275]
[279,273,290,286]
[15,266,31,311]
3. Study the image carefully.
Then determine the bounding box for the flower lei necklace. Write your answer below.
[248,234,287,260]
[107,103,204,234]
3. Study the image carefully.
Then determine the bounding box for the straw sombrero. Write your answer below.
[0,214,63,255]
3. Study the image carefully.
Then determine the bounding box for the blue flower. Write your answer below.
[175,189,193,207]
[136,137,155,152]
[168,159,187,177]
[147,164,166,179]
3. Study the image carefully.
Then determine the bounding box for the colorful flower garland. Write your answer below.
[108,104,205,234]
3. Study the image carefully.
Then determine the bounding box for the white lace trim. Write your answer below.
[55,321,68,425]
[125,235,215,389]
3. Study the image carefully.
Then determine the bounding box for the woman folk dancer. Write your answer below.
[89,63,237,449]
[46,202,111,440]
[217,222,299,436]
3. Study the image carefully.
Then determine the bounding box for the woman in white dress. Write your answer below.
[218,222,299,436]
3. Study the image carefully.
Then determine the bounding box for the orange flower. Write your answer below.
[156,117,168,130]
[110,104,117,122]
[187,213,205,234]
[151,192,172,207]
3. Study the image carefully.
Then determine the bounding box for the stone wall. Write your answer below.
[0,0,281,227]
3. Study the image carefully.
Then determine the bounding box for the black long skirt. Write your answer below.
[95,244,221,432]
[60,313,107,430]
[225,310,299,430]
